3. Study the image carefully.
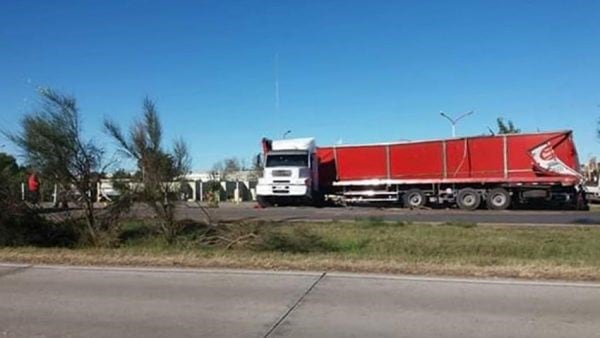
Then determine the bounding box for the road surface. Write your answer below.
[1,264,599,337]
[41,202,600,225]
[176,202,600,225]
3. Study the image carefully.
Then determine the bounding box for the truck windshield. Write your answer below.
[266,154,308,167]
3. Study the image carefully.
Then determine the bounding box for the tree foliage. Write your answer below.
[0,152,19,175]
[0,152,26,197]
[6,89,108,244]
[0,153,18,204]
[496,118,521,134]
[104,97,192,241]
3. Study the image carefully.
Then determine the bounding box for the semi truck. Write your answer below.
[256,130,585,210]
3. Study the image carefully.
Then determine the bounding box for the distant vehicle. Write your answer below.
[584,179,600,203]
[97,179,123,202]
[256,131,586,210]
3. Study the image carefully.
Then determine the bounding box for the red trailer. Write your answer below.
[316,131,584,210]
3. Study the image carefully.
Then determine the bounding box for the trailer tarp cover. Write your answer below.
[316,131,581,188]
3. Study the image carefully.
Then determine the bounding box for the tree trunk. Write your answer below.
[84,197,98,245]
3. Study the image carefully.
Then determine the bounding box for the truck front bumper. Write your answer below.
[256,183,309,197]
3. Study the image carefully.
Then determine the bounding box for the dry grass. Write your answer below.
[2,221,600,281]
[1,248,599,281]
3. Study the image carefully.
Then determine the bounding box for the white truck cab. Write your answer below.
[256,137,320,206]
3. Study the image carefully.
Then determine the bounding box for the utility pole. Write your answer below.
[275,52,280,113]
[439,111,474,137]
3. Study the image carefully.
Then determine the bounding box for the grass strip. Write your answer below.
[2,221,600,281]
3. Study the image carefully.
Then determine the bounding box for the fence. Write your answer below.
[20,179,258,204]
[96,179,258,203]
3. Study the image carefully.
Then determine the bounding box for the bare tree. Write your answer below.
[104,97,192,241]
[223,157,242,179]
[6,89,106,244]
[212,157,243,180]
[248,153,263,180]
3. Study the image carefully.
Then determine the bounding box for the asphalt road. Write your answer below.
[1,264,599,337]
[41,202,600,225]
[175,202,600,225]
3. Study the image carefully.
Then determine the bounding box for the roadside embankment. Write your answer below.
[2,220,600,281]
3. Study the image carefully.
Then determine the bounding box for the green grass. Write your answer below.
[3,220,600,280]
[309,222,600,266]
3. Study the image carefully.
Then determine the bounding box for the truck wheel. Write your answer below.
[257,196,271,208]
[576,190,589,211]
[486,188,511,210]
[403,189,426,209]
[456,188,481,210]
[312,192,325,208]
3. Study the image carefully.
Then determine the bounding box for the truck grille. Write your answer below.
[272,170,292,177]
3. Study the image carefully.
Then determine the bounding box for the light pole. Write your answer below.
[283,130,291,139]
[439,111,474,137]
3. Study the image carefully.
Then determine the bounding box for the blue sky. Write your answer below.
[1,0,599,170]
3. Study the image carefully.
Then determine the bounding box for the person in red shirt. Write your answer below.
[27,171,40,204]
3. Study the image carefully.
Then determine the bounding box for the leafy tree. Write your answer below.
[6,89,107,244]
[0,152,26,197]
[104,97,192,241]
[496,118,521,134]
[0,153,19,203]
[0,154,81,247]
[0,152,19,175]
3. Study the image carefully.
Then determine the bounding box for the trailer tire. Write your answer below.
[456,188,481,210]
[312,192,325,207]
[257,196,272,208]
[486,188,511,210]
[403,189,427,209]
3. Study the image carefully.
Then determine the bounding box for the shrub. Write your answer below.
[0,201,80,247]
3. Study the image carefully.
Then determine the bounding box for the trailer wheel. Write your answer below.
[486,188,511,210]
[403,189,426,209]
[456,188,481,210]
